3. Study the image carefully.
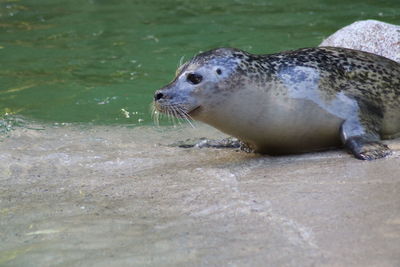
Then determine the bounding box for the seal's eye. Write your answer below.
[187,73,203,84]
[216,68,222,75]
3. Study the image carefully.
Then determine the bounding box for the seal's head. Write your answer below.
[153,48,246,122]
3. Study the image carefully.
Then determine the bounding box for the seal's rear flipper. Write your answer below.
[340,108,392,160]
[344,136,391,160]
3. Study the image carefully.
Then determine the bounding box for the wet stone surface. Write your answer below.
[1,123,400,266]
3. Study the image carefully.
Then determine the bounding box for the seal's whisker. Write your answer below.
[178,56,185,68]
[182,113,195,128]
[183,109,195,121]
[169,107,176,125]
[150,103,155,118]
[165,108,173,126]
[168,106,178,127]
[175,105,192,128]
[155,108,161,126]
[171,106,183,126]
[154,110,160,126]
[150,103,160,126]
[178,107,195,128]
[154,103,197,128]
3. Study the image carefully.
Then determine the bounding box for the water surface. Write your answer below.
[1,0,399,125]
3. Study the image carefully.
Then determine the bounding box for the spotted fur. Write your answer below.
[155,47,400,159]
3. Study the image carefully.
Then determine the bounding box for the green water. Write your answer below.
[1,0,399,125]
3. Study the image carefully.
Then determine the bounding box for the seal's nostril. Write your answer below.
[154,92,164,101]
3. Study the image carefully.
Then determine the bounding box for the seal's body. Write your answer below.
[154,47,400,160]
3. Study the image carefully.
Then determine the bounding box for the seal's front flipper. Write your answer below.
[344,136,391,160]
[170,137,244,150]
[340,109,392,160]
[194,139,255,153]
[193,137,242,149]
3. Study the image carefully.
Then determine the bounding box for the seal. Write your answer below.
[153,47,400,160]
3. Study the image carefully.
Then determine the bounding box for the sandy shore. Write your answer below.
[1,123,399,266]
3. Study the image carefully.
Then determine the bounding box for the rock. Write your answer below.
[320,20,400,63]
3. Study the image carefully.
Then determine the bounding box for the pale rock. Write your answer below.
[320,19,400,62]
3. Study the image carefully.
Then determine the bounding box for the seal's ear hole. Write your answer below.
[187,73,203,85]
[216,68,222,75]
